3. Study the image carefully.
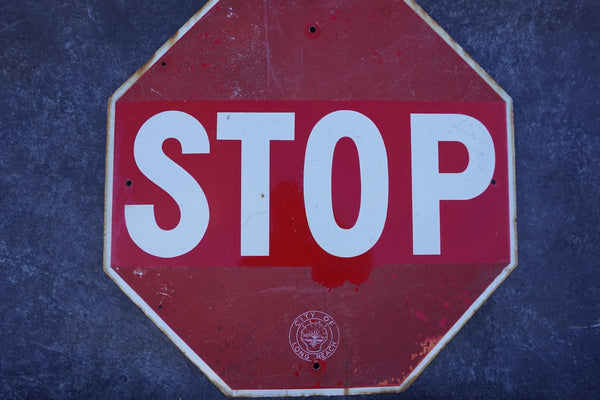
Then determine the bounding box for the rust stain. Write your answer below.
[410,335,443,361]
[377,376,403,387]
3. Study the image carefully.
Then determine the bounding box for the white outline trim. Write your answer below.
[103,0,233,395]
[103,0,517,396]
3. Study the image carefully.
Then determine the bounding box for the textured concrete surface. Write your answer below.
[0,0,598,399]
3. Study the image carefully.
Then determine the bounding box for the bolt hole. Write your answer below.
[158,304,162,310]
[308,25,317,34]
[312,362,320,371]
[161,61,166,66]
[125,179,132,187]
[491,179,497,185]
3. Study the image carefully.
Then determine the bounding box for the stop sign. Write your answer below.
[104,0,516,396]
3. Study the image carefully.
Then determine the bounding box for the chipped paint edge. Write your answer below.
[103,0,518,397]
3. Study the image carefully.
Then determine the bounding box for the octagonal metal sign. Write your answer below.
[104,0,516,396]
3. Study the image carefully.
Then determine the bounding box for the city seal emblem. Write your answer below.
[289,310,340,362]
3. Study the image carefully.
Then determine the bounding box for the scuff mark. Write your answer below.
[569,322,600,330]
[158,291,173,299]
[133,268,145,277]
[30,341,75,362]
[158,283,174,300]
[0,19,26,34]
[252,286,323,296]
[226,6,238,19]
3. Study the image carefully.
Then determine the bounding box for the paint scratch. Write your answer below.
[150,88,166,99]
[30,342,75,362]
[263,0,271,92]
[243,210,268,227]
[569,322,600,330]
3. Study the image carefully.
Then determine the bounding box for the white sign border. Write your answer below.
[103,0,517,396]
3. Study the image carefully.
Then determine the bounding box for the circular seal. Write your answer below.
[289,310,340,361]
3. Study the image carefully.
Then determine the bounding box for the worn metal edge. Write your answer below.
[102,0,519,397]
[404,0,513,104]
[109,0,220,104]
[399,103,518,392]
[103,0,238,397]
[102,266,233,395]
[396,0,519,393]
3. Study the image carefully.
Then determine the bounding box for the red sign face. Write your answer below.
[105,0,516,396]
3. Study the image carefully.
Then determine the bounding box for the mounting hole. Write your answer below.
[158,304,163,310]
[491,179,497,185]
[312,362,321,371]
[125,179,132,187]
[308,25,317,34]
[161,61,166,66]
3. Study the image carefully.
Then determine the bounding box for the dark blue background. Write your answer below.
[1,0,598,398]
